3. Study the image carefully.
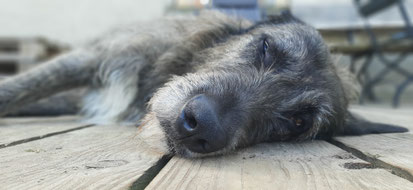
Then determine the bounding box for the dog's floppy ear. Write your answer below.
[338,112,408,136]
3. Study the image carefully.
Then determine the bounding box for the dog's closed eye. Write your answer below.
[287,113,313,134]
[261,38,275,68]
[262,39,269,56]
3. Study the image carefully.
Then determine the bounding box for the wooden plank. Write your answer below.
[332,106,413,182]
[0,124,165,189]
[334,133,413,182]
[146,141,413,190]
[350,106,413,131]
[319,27,413,54]
[0,116,91,148]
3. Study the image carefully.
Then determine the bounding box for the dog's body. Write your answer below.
[0,11,407,157]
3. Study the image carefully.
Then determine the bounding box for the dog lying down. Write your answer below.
[0,11,408,157]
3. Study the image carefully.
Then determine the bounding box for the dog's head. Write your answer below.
[140,12,406,157]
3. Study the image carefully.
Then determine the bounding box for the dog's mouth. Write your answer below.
[167,136,231,158]
[162,125,226,157]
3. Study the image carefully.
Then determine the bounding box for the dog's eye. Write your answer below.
[262,39,269,56]
[290,117,305,128]
[288,115,312,134]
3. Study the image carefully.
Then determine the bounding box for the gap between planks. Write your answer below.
[328,138,413,183]
[0,116,95,149]
[329,106,413,183]
[0,117,169,190]
[146,141,413,190]
[0,124,94,149]
[145,107,413,189]
[0,124,166,189]
[130,155,172,190]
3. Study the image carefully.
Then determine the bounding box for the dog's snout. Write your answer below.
[176,94,227,153]
[179,94,216,133]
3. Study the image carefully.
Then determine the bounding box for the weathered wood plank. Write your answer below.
[333,133,413,182]
[0,124,164,189]
[320,27,413,54]
[350,106,413,131]
[0,116,91,148]
[331,106,413,182]
[146,141,413,190]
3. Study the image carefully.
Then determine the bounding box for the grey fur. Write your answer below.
[0,11,407,157]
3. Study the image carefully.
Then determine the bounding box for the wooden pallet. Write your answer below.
[320,26,413,54]
[0,106,412,189]
[0,37,68,76]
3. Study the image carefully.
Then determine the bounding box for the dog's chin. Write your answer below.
[173,145,229,158]
[169,136,238,158]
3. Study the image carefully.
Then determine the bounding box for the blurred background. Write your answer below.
[0,0,412,108]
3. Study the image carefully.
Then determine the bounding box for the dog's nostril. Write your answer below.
[182,111,197,131]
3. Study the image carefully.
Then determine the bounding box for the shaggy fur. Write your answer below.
[0,11,407,157]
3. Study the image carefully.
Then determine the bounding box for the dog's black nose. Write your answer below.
[176,94,227,153]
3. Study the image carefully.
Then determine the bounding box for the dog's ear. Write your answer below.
[338,111,408,136]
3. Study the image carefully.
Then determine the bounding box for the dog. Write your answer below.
[0,11,407,157]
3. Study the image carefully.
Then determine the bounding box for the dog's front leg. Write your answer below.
[0,49,97,116]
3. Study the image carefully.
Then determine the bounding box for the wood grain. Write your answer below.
[332,106,413,182]
[334,133,413,181]
[146,141,413,190]
[350,106,413,131]
[0,124,164,189]
[0,116,89,147]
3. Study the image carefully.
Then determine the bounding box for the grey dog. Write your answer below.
[0,11,407,157]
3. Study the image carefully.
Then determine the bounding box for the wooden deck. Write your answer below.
[1,106,413,190]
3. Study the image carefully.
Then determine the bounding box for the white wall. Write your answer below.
[1,0,412,45]
[291,0,413,29]
[0,0,169,46]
